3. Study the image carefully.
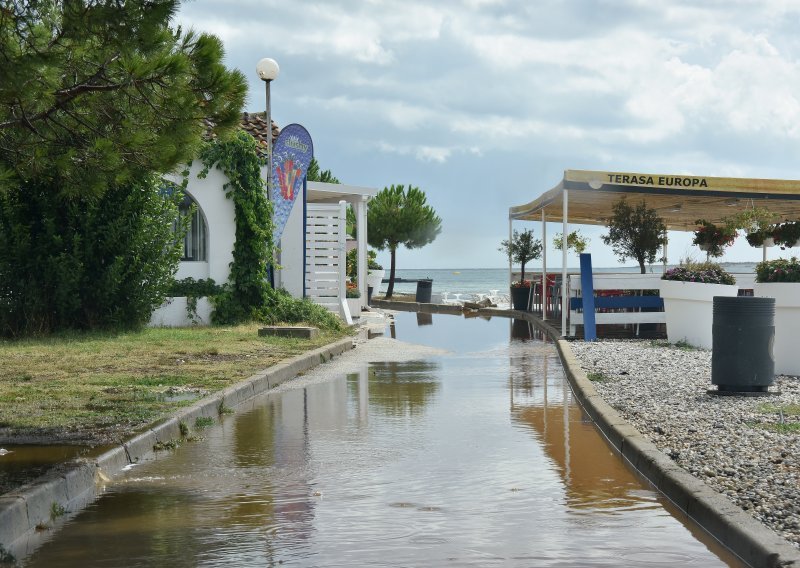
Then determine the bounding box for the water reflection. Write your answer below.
[416,312,433,326]
[509,346,653,512]
[22,313,741,567]
[362,361,440,416]
[511,318,532,340]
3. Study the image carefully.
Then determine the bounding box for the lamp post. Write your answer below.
[257,57,279,286]
[256,57,280,196]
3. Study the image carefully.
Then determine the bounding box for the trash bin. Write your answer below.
[711,296,775,394]
[415,279,433,303]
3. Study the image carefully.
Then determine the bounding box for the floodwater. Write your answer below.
[22,313,743,567]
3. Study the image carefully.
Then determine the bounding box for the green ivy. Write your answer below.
[198,132,274,324]
[196,132,343,332]
[166,277,223,322]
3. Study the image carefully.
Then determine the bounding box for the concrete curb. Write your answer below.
[552,334,800,568]
[0,335,355,558]
[372,298,464,314]
[368,302,800,567]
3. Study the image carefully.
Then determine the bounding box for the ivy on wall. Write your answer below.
[198,131,274,324]
[192,131,344,332]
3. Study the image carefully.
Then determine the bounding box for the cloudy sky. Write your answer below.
[178,0,800,269]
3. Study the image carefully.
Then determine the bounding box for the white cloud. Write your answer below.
[179,0,800,268]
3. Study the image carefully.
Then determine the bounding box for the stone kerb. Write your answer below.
[552,334,800,568]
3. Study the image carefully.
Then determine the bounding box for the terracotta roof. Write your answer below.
[240,112,280,158]
[202,113,281,158]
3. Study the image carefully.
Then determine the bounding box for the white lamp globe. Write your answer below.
[256,58,280,81]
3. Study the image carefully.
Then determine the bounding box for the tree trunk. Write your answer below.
[638,257,646,274]
[385,247,397,298]
[520,261,526,282]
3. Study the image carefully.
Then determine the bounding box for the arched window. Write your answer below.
[179,194,207,261]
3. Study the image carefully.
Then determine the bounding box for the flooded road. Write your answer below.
[24,313,742,566]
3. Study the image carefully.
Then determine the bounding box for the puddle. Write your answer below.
[19,312,744,567]
[0,444,103,494]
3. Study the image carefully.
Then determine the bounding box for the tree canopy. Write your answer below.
[500,229,542,282]
[0,0,248,334]
[0,0,247,198]
[601,197,666,273]
[368,184,441,298]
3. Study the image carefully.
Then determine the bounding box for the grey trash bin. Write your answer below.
[711,296,775,394]
[415,279,433,303]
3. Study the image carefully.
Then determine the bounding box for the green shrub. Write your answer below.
[166,278,222,298]
[254,289,344,331]
[755,257,800,283]
[772,222,800,250]
[662,261,735,285]
[0,175,184,336]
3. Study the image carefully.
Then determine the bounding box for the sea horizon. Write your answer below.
[380,263,758,298]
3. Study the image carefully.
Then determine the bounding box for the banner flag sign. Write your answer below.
[270,123,313,243]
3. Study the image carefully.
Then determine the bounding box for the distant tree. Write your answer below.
[0,0,247,198]
[306,158,340,185]
[601,197,666,273]
[306,158,357,235]
[499,229,543,282]
[368,185,442,298]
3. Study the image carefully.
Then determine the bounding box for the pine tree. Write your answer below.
[368,185,442,298]
[0,0,247,333]
[0,0,247,198]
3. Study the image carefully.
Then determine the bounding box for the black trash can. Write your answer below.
[415,278,433,303]
[711,296,775,394]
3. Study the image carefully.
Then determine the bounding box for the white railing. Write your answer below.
[568,273,665,335]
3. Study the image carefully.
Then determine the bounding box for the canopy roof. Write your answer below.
[509,170,800,231]
[307,180,377,204]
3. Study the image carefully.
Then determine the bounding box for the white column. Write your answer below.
[541,208,547,315]
[561,189,568,337]
[508,217,513,287]
[338,200,348,318]
[356,196,368,308]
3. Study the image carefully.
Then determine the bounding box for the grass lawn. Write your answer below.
[0,324,351,445]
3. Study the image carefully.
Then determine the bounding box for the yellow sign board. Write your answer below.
[565,169,800,195]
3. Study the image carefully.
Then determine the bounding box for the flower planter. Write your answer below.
[753,282,800,375]
[346,297,362,317]
[659,280,738,349]
[366,269,385,294]
[510,286,531,311]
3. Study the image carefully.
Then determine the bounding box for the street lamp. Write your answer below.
[257,57,279,287]
[256,57,280,191]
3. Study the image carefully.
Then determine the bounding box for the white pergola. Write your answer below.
[509,169,800,336]
[307,181,377,307]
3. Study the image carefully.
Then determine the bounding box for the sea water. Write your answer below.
[383,263,758,299]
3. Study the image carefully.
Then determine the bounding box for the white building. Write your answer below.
[149,114,377,326]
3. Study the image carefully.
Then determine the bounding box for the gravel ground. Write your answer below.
[569,339,800,549]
